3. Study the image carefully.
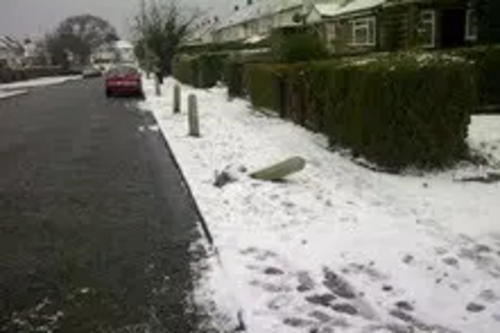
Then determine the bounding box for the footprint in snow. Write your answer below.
[297,271,315,292]
[250,280,292,293]
[479,289,500,303]
[323,268,357,299]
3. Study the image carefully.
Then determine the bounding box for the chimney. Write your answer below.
[235,5,239,11]
[247,0,253,5]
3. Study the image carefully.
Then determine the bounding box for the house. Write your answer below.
[306,0,385,53]
[0,45,17,68]
[305,0,478,54]
[0,37,25,68]
[186,16,222,46]
[193,0,479,53]
[91,40,136,68]
[91,44,116,66]
[378,0,478,50]
[212,0,306,43]
[114,40,135,63]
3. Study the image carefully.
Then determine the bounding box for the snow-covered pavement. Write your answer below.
[0,90,27,100]
[0,76,80,92]
[140,77,500,333]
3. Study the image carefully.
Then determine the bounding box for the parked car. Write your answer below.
[105,65,143,98]
[82,66,102,78]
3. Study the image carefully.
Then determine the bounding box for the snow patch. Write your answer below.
[0,76,80,92]
[0,89,27,100]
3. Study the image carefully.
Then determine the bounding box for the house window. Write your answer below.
[351,17,376,46]
[466,8,478,41]
[418,10,436,48]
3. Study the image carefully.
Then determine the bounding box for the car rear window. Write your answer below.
[108,66,139,76]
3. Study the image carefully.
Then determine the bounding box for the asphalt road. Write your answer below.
[0,79,207,332]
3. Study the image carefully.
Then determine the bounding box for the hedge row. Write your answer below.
[0,66,80,83]
[225,61,245,98]
[451,45,500,109]
[271,26,329,63]
[172,53,229,88]
[244,53,476,169]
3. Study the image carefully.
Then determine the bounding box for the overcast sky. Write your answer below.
[1,0,237,39]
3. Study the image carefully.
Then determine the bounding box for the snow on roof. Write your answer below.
[217,0,303,30]
[314,0,385,18]
[187,6,228,43]
[114,40,133,49]
[187,22,220,44]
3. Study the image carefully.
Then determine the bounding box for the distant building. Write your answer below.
[91,40,136,69]
[213,0,305,43]
[0,37,25,68]
[0,45,18,68]
[114,40,135,63]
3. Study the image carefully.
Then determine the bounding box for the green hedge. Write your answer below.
[323,55,474,168]
[451,45,500,109]
[224,52,274,98]
[244,53,476,169]
[197,53,229,88]
[172,55,198,85]
[225,61,245,98]
[172,52,229,88]
[271,27,329,63]
[244,64,287,114]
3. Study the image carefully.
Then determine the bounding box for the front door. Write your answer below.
[440,9,466,48]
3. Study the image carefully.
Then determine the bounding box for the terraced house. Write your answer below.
[207,0,479,53]
[213,0,306,43]
[307,0,478,54]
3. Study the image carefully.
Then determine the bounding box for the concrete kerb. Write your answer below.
[149,103,247,331]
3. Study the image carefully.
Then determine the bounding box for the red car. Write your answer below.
[105,65,144,98]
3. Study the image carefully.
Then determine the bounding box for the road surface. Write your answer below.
[0,79,208,332]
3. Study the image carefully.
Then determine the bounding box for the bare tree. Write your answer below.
[0,36,25,57]
[133,0,199,76]
[45,14,119,67]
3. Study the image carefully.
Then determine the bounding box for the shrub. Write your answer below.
[244,63,288,113]
[244,53,476,169]
[271,27,329,63]
[225,52,274,98]
[196,53,229,88]
[323,54,476,168]
[225,61,245,98]
[452,45,500,109]
[172,52,229,88]
[172,55,198,85]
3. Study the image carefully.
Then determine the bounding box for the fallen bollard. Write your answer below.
[250,157,306,181]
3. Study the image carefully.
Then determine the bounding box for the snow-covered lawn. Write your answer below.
[140,77,500,333]
[0,76,80,92]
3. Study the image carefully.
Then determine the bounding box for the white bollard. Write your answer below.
[188,94,200,137]
[173,85,181,114]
